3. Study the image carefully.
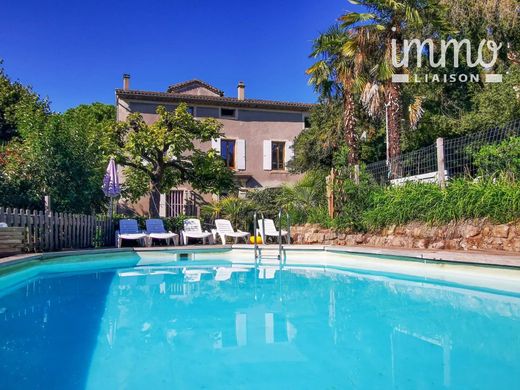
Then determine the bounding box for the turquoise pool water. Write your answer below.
[1,252,520,389]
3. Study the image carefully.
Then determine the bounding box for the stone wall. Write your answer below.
[290,220,520,252]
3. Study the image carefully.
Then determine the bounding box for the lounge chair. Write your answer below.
[214,219,250,245]
[258,219,289,244]
[145,219,179,247]
[181,218,213,245]
[116,219,148,248]
[214,266,249,281]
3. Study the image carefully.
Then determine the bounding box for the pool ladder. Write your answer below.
[253,208,290,265]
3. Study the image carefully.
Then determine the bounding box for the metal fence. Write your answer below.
[365,118,520,185]
[0,207,115,252]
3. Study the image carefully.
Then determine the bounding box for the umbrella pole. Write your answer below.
[109,196,113,220]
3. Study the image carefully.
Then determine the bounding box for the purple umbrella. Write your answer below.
[102,157,121,197]
[102,158,121,218]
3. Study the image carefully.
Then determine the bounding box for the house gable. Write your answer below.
[166,79,224,97]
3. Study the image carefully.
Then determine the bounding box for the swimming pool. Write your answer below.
[1,249,520,389]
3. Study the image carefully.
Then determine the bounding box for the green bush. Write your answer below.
[200,196,253,231]
[333,168,382,231]
[474,136,520,180]
[361,178,520,230]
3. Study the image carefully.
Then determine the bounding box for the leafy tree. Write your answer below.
[0,61,49,143]
[1,103,116,213]
[113,103,235,217]
[289,100,343,172]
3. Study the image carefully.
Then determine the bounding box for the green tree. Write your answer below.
[113,103,235,217]
[0,61,49,143]
[339,0,449,171]
[289,100,343,172]
[307,25,365,166]
[3,103,116,213]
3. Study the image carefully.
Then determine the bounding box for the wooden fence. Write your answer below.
[0,207,115,253]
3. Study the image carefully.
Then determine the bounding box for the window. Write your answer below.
[220,108,236,118]
[221,139,236,169]
[187,106,195,116]
[166,190,184,217]
[271,141,285,170]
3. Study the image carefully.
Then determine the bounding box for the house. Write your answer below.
[115,75,313,217]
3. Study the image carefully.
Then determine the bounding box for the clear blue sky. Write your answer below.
[0,0,355,113]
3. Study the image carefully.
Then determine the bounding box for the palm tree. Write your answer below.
[306,25,361,167]
[339,0,448,175]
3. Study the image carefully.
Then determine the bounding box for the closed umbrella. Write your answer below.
[102,157,121,218]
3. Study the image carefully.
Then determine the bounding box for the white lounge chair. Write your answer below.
[214,219,250,245]
[214,266,249,281]
[116,219,148,248]
[145,219,179,246]
[258,219,289,244]
[181,218,213,245]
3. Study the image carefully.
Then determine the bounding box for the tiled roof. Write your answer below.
[166,79,224,96]
[115,89,314,112]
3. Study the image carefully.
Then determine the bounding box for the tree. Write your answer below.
[289,100,344,172]
[339,0,449,172]
[307,25,363,166]
[0,61,49,143]
[4,103,116,212]
[113,103,235,217]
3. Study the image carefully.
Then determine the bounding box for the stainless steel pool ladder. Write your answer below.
[253,208,290,264]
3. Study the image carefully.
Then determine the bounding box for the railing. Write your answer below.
[253,208,290,264]
[364,118,520,185]
[0,207,115,252]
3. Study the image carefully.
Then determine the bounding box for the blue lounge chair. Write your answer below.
[116,219,148,248]
[145,219,179,246]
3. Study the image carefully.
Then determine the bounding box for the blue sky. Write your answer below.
[0,0,355,113]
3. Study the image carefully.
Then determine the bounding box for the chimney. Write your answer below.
[237,81,245,100]
[123,74,130,90]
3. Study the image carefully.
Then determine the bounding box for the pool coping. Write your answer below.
[0,244,519,270]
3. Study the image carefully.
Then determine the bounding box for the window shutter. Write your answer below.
[159,193,166,217]
[211,138,221,153]
[285,141,294,168]
[236,139,246,170]
[263,140,272,170]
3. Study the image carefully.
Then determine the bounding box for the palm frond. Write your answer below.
[408,96,424,130]
[339,12,377,27]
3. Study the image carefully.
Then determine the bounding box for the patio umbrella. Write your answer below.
[102,157,121,218]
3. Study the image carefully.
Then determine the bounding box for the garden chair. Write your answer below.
[257,218,289,244]
[213,219,250,245]
[180,218,213,245]
[116,219,148,248]
[145,219,179,246]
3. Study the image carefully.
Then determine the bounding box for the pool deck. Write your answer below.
[0,244,519,269]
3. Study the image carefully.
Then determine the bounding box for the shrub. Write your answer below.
[474,136,520,180]
[333,167,382,231]
[200,196,253,231]
[361,178,520,230]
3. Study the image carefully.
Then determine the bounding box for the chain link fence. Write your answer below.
[365,118,520,185]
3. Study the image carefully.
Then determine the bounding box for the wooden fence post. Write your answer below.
[436,137,446,189]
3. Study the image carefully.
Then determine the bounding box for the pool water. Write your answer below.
[1,256,520,389]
